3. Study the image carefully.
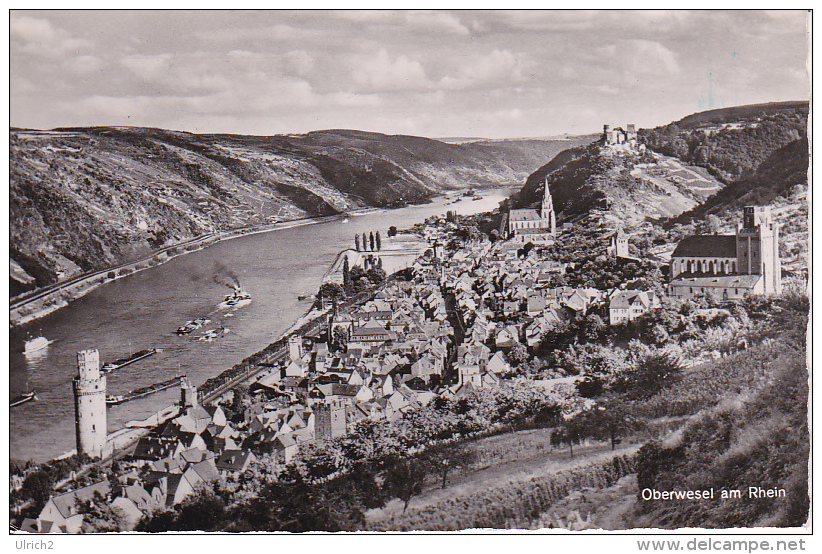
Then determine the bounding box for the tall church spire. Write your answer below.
[541,178,556,235]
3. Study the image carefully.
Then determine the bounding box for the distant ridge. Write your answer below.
[667,100,808,130]
[10,126,592,294]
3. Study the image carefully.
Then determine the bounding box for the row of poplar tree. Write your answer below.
[355,231,381,251]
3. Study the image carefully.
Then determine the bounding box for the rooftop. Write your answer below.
[672,235,737,259]
[509,209,542,221]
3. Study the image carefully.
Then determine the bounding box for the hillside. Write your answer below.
[510,142,724,225]
[661,100,807,131]
[639,101,808,182]
[669,138,809,225]
[9,127,589,294]
[510,101,808,227]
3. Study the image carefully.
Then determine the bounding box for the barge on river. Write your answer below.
[101,348,158,373]
[106,375,183,405]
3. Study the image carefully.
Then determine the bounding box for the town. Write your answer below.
[10,127,806,530]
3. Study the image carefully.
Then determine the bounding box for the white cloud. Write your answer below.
[66,55,103,74]
[10,15,93,57]
[120,53,174,81]
[198,23,322,43]
[8,10,809,138]
[334,10,470,35]
[598,39,681,80]
[350,49,430,91]
[285,50,315,77]
[441,49,532,90]
[326,92,381,108]
[404,11,470,35]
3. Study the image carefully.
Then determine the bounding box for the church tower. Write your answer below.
[73,349,107,459]
[541,179,557,235]
[736,206,781,295]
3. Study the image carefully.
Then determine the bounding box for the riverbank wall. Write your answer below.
[322,235,431,285]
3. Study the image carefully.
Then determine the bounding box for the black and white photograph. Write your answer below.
[7,8,811,542]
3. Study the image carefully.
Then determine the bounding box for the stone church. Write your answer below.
[669,205,781,300]
[507,178,556,243]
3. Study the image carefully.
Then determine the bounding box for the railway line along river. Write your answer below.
[9,189,510,462]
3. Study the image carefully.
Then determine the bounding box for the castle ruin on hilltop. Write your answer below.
[603,124,638,146]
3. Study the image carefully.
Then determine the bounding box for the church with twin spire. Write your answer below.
[507,178,557,243]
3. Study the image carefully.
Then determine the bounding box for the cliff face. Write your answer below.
[10,127,590,293]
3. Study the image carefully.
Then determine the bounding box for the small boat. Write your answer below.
[10,391,37,408]
[218,286,251,310]
[24,336,50,354]
[106,376,183,405]
[297,294,308,301]
[199,327,229,342]
[177,318,210,335]
[101,348,158,373]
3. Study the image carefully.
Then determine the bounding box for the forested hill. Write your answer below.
[509,101,807,226]
[639,101,808,182]
[668,137,808,226]
[10,127,590,294]
[510,142,724,225]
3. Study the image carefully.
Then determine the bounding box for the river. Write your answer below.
[9,189,511,462]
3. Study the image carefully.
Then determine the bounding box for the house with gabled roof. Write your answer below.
[110,496,144,531]
[609,290,660,324]
[272,434,299,462]
[494,325,520,350]
[486,351,511,375]
[482,371,501,389]
[215,449,257,478]
[35,480,111,534]
[131,436,178,464]
[526,294,547,316]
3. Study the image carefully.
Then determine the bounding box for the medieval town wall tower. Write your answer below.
[72,349,107,458]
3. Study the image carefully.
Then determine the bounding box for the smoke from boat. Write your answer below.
[212,261,241,289]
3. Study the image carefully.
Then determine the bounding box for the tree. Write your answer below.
[507,344,530,367]
[350,266,368,291]
[21,469,53,510]
[342,256,352,295]
[383,458,427,513]
[318,282,344,301]
[574,398,642,451]
[366,267,386,286]
[331,326,349,351]
[388,225,398,237]
[370,232,375,251]
[227,384,249,422]
[355,235,360,251]
[173,487,227,531]
[362,233,368,251]
[422,444,476,489]
[615,351,684,399]
[375,231,381,251]
[581,313,607,343]
[707,214,722,234]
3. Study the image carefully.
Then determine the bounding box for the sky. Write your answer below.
[8,9,810,139]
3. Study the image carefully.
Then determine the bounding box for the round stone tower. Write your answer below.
[72,349,107,458]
